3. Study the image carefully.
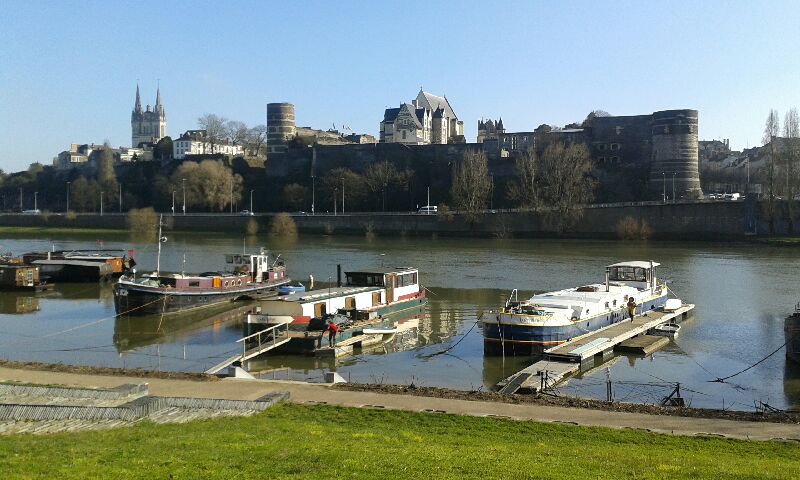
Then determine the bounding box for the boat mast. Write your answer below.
[156,214,164,276]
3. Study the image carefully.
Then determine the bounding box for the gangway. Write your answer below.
[205,322,291,375]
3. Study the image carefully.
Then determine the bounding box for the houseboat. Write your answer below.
[787,302,800,364]
[113,249,289,316]
[253,266,427,327]
[482,261,670,355]
[22,250,134,282]
[0,262,51,292]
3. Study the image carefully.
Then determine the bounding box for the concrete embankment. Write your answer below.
[0,201,756,239]
[1,365,799,441]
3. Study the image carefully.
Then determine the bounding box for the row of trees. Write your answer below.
[763,107,800,233]
[451,143,594,229]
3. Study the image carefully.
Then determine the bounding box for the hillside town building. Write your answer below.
[173,130,244,160]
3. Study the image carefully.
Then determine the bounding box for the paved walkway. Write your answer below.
[1,366,799,442]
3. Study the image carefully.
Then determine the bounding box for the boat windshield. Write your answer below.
[609,266,648,282]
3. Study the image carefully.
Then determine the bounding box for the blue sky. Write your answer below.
[1,0,799,172]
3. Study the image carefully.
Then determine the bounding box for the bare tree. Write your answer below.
[784,108,799,233]
[198,114,228,153]
[506,149,538,208]
[247,125,268,157]
[539,142,595,232]
[763,109,780,233]
[450,150,491,223]
[225,120,249,146]
[365,161,409,211]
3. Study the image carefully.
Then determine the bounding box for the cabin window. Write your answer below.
[314,302,327,317]
[188,281,200,287]
[609,266,647,282]
[372,292,381,306]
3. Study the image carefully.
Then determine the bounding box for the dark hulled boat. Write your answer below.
[22,250,134,282]
[113,249,289,316]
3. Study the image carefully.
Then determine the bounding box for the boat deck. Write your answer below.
[496,304,694,394]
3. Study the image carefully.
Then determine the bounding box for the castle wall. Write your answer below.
[649,109,702,198]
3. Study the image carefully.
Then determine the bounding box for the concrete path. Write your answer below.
[1,366,798,442]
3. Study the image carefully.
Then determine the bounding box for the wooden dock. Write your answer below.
[614,334,669,355]
[495,304,694,394]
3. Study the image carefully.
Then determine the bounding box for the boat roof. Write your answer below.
[344,267,417,275]
[606,261,660,269]
[529,283,640,306]
[280,285,382,303]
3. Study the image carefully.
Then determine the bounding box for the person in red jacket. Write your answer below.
[325,320,339,347]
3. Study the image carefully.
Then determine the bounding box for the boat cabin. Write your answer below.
[345,267,419,304]
[606,261,660,293]
[225,249,286,284]
[0,264,40,290]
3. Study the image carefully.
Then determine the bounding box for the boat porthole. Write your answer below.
[238,280,242,286]
[224,281,229,287]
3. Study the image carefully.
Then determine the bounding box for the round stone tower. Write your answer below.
[266,103,296,155]
[649,109,702,199]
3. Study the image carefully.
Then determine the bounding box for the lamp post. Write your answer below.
[34,191,38,212]
[490,174,494,210]
[334,187,338,215]
[229,178,233,214]
[66,182,70,213]
[341,177,345,214]
[311,175,316,215]
[19,188,22,212]
[172,190,176,216]
[250,189,254,213]
[672,172,676,203]
[182,178,186,215]
[119,183,122,213]
[662,172,666,203]
[100,191,104,216]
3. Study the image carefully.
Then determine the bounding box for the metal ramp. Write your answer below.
[205,322,291,374]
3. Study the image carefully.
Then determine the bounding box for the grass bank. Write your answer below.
[1,404,798,479]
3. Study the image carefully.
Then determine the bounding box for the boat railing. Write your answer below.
[236,321,290,357]
[504,289,519,311]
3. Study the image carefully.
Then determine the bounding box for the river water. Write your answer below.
[1,231,798,411]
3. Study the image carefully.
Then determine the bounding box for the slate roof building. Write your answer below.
[379,89,464,145]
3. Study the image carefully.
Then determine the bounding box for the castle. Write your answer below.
[131,84,166,148]
[265,97,702,202]
[477,110,703,198]
[379,90,464,144]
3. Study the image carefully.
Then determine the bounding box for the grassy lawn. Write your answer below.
[1,403,799,479]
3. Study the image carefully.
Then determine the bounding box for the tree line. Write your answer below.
[762,107,800,233]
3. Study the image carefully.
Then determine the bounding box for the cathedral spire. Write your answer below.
[134,83,142,113]
[155,84,161,108]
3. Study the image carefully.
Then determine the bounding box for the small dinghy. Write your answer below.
[652,323,681,338]
[362,327,397,335]
[278,283,306,295]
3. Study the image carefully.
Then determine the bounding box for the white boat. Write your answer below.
[481,261,670,354]
[652,323,681,338]
[362,327,398,335]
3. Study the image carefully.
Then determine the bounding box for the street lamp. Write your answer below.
[66,181,70,213]
[229,178,233,214]
[672,172,676,203]
[662,172,666,203]
[100,191,104,216]
[182,178,186,215]
[311,175,316,215]
[172,190,176,216]
[34,191,38,212]
[341,177,345,214]
[119,183,122,213]
[250,189,254,213]
[19,188,22,212]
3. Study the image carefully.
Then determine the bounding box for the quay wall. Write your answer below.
[0,201,762,239]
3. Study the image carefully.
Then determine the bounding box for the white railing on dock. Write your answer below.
[236,322,291,362]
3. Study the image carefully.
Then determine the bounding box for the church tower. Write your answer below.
[131,84,167,147]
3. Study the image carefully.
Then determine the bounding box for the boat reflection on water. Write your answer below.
[785,359,800,412]
[0,293,40,314]
[113,303,254,352]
